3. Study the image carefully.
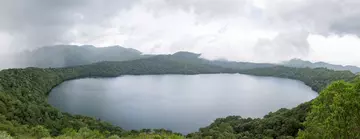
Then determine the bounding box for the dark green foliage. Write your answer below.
[0,124,185,139]
[298,79,360,138]
[240,66,355,92]
[211,60,276,70]
[188,103,311,139]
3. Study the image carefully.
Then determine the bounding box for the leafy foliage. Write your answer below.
[0,126,184,139]
[298,78,360,138]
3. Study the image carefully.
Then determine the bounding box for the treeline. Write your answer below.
[0,122,183,139]
[239,66,355,92]
[187,102,310,139]
[0,55,357,138]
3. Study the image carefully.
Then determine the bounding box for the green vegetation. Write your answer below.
[0,127,184,139]
[0,55,357,138]
[166,51,277,70]
[298,78,360,138]
[240,66,355,92]
[187,102,310,139]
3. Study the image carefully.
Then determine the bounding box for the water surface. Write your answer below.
[48,74,317,134]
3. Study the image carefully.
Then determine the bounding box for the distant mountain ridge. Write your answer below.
[166,51,277,70]
[283,59,360,73]
[170,52,360,73]
[15,45,148,68]
[4,45,360,74]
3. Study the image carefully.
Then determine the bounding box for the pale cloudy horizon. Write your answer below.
[1,0,360,66]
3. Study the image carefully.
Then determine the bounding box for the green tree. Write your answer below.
[30,125,51,138]
[0,131,13,139]
[298,80,360,138]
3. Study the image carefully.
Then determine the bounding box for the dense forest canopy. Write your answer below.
[239,66,355,92]
[298,78,360,138]
[0,54,357,138]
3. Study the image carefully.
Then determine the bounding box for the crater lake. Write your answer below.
[48,74,318,134]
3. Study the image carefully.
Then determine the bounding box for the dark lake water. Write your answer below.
[48,74,318,134]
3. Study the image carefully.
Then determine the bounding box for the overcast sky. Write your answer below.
[1,0,360,66]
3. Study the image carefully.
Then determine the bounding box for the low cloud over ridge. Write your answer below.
[1,0,360,66]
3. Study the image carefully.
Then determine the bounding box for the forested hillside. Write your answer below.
[188,102,311,138]
[0,55,356,138]
[168,51,277,70]
[283,58,360,73]
[240,66,355,92]
[298,78,360,138]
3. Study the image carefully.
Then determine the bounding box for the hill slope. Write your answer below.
[15,45,147,68]
[0,55,231,137]
[283,59,360,73]
[169,51,277,70]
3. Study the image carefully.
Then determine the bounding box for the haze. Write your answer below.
[1,0,360,66]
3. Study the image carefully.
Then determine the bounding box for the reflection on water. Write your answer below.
[48,74,318,134]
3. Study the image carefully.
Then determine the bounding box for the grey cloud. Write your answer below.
[163,0,251,19]
[0,0,138,50]
[253,31,310,62]
[168,35,216,52]
[149,0,360,36]
[3,0,360,51]
[330,15,360,35]
[264,0,360,36]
